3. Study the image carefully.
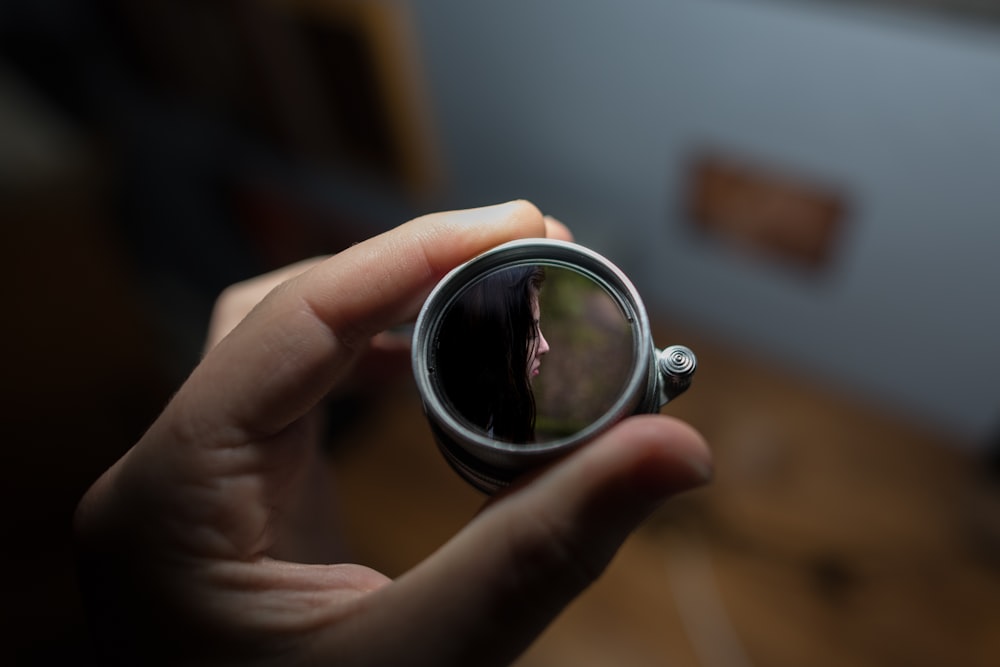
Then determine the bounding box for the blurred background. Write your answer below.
[3,0,1000,664]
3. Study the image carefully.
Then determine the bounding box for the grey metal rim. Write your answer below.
[412,238,655,476]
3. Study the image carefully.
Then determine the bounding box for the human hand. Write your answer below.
[75,201,712,666]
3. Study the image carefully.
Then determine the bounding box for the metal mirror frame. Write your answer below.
[412,238,695,493]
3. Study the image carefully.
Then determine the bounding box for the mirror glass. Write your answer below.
[431,263,636,444]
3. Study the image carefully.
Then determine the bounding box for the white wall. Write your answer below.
[410,0,1000,445]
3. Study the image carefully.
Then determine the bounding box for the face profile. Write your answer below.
[528,294,550,381]
[435,266,548,442]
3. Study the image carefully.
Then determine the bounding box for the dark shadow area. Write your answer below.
[0,1,433,663]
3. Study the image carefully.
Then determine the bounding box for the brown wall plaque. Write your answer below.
[685,153,848,270]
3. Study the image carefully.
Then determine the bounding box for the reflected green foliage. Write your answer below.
[533,267,634,440]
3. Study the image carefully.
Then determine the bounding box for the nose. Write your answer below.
[537,331,550,356]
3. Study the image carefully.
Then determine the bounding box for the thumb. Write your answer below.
[324,415,711,667]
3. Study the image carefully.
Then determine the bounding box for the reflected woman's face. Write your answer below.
[528,295,550,381]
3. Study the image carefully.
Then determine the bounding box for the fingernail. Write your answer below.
[458,200,539,225]
[685,455,713,486]
[462,200,519,219]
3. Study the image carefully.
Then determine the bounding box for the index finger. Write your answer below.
[175,200,549,440]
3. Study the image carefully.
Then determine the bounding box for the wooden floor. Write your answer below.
[328,323,1000,667]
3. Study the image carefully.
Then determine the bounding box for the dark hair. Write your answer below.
[436,265,545,442]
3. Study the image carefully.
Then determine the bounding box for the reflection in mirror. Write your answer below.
[533,267,634,441]
[434,264,634,444]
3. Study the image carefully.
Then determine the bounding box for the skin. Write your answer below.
[75,200,712,667]
[528,294,549,380]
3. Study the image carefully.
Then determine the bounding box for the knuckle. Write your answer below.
[504,506,609,598]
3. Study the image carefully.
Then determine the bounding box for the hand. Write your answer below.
[75,201,712,666]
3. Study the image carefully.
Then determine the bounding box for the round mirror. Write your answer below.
[413,239,695,494]
[434,264,635,444]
